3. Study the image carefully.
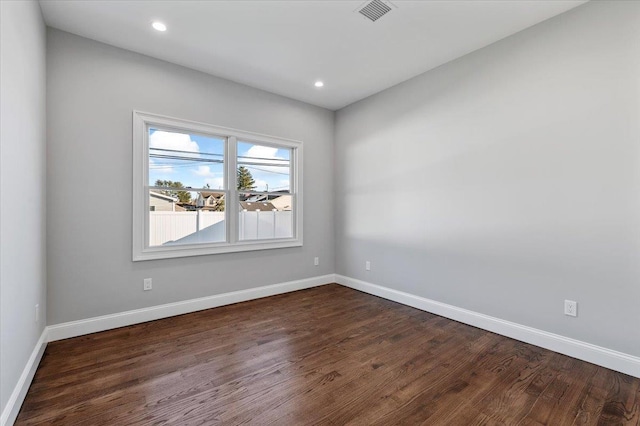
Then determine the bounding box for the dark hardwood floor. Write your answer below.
[16,284,640,425]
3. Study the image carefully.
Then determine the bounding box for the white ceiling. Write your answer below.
[39,0,586,110]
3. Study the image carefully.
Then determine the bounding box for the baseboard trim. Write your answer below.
[10,274,636,426]
[1,328,48,426]
[335,274,640,378]
[48,274,335,342]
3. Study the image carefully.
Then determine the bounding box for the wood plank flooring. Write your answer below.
[16,284,640,425]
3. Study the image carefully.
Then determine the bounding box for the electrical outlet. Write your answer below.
[564,300,577,317]
[365,261,371,271]
[35,304,39,323]
[143,278,153,291]
[314,257,319,266]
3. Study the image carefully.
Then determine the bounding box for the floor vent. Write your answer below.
[357,0,393,22]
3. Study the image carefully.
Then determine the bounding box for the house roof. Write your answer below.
[240,201,277,212]
[199,191,224,198]
[270,195,292,211]
[149,191,178,202]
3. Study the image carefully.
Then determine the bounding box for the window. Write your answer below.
[133,111,302,261]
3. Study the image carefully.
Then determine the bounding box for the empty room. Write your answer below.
[1,0,639,424]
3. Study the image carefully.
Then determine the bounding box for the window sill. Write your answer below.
[133,239,303,261]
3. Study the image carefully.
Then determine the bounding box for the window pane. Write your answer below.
[149,190,226,247]
[237,141,291,193]
[149,128,225,190]
[134,112,302,261]
[238,193,293,240]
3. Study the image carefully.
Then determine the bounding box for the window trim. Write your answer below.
[133,111,303,261]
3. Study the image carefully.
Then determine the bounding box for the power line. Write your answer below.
[150,154,223,164]
[245,165,290,176]
[238,161,288,168]
[151,155,288,170]
[150,147,222,157]
[238,154,289,162]
[149,162,224,170]
[150,147,290,163]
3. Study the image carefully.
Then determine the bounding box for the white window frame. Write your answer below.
[133,111,303,261]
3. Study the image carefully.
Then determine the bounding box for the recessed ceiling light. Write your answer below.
[314,81,324,88]
[152,21,167,32]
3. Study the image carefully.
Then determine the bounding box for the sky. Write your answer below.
[148,128,291,194]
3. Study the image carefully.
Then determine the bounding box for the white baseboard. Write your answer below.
[48,274,335,342]
[336,274,640,378]
[2,275,334,425]
[9,273,635,426]
[1,328,48,426]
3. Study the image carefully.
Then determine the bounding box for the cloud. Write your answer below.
[194,166,225,189]
[247,145,279,159]
[253,179,269,192]
[193,165,220,177]
[241,144,289,176]
[149,130,200,156]
[149,130,200,181]
[204,177,225,190]
[149,158,174,174]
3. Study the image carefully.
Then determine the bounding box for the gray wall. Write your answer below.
[335,1,640,357]
[0,0,47,415]
[47,29,335,325]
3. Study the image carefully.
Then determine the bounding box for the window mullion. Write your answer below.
[291,145,298,238]
[227,136,238,244]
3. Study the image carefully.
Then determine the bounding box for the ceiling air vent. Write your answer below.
[357,0,393,22]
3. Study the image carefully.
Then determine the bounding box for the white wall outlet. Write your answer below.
[564,300,577,317]
[314,257,319,266]
[35,304,39,323]
[143,278,153,291]
[365,261,371,271]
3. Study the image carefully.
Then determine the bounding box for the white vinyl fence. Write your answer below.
[239,210,293,241]
[149,210,292,246]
